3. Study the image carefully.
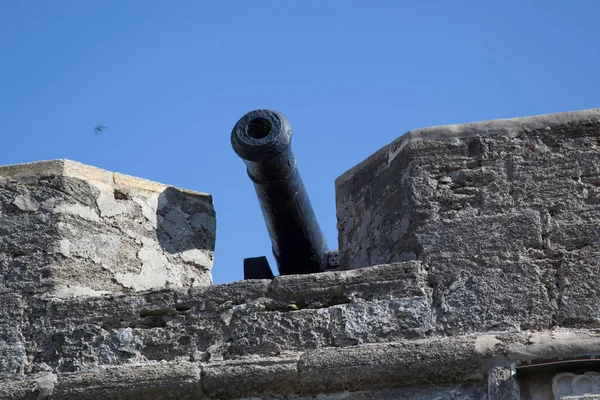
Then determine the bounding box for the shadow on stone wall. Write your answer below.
[156,187,216,255]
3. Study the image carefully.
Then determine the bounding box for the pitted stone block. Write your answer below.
[0,292,26,374]
[0,159,215,297]
[336,108,600,269]
[336,108,600,333]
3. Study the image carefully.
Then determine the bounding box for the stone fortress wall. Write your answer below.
[2,109,600,399]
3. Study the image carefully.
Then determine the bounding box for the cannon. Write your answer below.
[231,109,339,279]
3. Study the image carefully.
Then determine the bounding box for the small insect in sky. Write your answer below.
[94,125,107,135]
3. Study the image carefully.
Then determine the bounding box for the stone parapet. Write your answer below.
[0,261,599,398]
[336,108,600,268]
[336,108,600,335]
[0,159,215,297]
[3,109,600,399]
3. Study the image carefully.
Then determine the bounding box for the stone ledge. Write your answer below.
[402,108,600,142]
[0,159,211,199]
[337,107,600,186]
[202,356,300,399]
[3,330,600,399]
[0,362,201,400]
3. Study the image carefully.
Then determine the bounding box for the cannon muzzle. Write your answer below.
[231,109,333,277]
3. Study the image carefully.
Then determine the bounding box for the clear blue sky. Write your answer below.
[1,1,599,284]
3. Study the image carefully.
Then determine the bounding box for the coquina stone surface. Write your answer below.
[0,159,215,297]
[4,110,600,399]
[2,264,600,399]
[336,108,600,336]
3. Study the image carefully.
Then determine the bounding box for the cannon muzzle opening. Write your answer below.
[231,109,337,278]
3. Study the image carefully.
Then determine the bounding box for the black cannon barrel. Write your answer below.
[231,109,328,275]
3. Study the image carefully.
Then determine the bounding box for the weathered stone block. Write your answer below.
[0,292,25,374]
[202,357,299,398]
[52,362,202,400]
[556,248,600,326]
[336,108,600,334]
[336,108,600,268]
[0,160,215,297]
[488,364,519,400]
[16,263,435,373]
[297,336,486,392]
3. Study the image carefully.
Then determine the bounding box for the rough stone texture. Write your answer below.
[336,108,600,336]
[5,268,600,399]
[16,263,433,375]
[488,364,519,399]
[3,257,600,398]
[6,110,600,398]
[0,159,215,297]
[0,292,26,374]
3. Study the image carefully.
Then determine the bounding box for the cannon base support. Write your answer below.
[243,257,275,280]
[243,251,341,280]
